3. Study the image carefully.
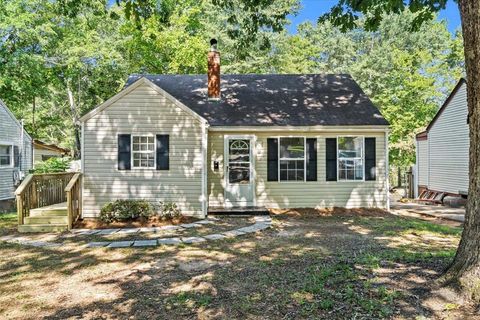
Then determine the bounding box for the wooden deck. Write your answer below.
[16,173,82,233]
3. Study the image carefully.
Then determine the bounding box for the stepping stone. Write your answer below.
[139,227,157,233]
[181,237,207,244]
[107,241,133,248]
[87,242,110,248]
[76,230,101,235]
[158,225,181,231]
[195,220,215,225]
[180,223,201,229]
[204,234,226,240]
[70,229,90,234]
[116,228,140,234]
[253,216,271,223]
[237,226,258,233]
[223,230,246,238]
[133,240,158,247]
[157,238,182,245]
[97,229,120,235]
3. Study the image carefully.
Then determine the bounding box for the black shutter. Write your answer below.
[118,134,131,170]
[13,146,20,168]
[365,137,376,181]
[326,138,337,181]
[156,135,169,170]
[267,138,278,181]
[306,138,317,181]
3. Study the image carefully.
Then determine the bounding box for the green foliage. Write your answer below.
[0,1,464,170]
[32,157,71,174]
[155,201,182,220]
[99,199,154,223]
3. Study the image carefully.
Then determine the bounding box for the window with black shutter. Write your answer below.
[326,138,337,181]
[365,138,376,181]
[156,135,169,170]
[118,134,131,170]
[306,138,317,181]
[267,138,278,181]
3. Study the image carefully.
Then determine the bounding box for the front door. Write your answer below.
[224,137,254,207]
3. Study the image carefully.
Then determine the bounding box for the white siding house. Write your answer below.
[80,72,389,219]
[0,100,33,201]
[415,79,469,196]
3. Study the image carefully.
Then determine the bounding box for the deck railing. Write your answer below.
[65,173,82,229]
[15,172,77,226]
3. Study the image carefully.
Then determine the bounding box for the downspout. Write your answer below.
[201,121,209,217]
[385,128,390,211]
[20,119,24,172]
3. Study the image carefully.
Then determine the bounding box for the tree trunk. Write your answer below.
[32,97,36,133]
[443,0,480,300]
[67,86,81,159]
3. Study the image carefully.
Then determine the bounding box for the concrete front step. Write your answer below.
[25,216,68,225]
[18,224,68,233]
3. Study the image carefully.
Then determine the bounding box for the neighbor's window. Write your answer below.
[132,136,155,168]
[0,145,12,167]
[338,137,364,181]
[279,137,305,181]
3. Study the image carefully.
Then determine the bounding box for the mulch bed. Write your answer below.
[269,207,390,217]
[73,216,197,229]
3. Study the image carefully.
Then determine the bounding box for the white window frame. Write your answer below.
[278,136,306,182]
[0,143,14,168]
[337,135,365,182]
[131,135,156,169]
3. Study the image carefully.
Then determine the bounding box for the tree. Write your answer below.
[321,0,480,299]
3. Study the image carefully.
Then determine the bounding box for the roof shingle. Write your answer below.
[125,74,389,127]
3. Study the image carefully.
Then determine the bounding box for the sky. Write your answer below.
[287,0,461,34]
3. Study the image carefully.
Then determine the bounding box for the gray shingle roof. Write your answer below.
[125,74,389,127]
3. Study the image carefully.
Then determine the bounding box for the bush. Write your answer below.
[156,201,182,220]
[32,157,71,173]
[99,199,154,223]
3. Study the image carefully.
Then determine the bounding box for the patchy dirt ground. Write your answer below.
[0,210,478,319]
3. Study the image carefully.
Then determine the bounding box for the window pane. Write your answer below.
[133,136,139,143]
[229,163,250,184]
[280,138,304,159]
[338,137,362,158]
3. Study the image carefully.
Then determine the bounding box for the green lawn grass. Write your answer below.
[0,212,16,230]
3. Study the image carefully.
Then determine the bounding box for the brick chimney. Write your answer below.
[208,39,220,100]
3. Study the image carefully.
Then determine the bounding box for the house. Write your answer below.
[0,100,33,211]
[33,139,69,165]
[415,78,469,200]
[79,40,390,219]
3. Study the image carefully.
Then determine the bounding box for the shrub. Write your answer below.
[99,199,154,223]
[32,157,71,173]
[156,201,182,220]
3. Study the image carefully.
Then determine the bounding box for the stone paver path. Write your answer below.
[1,216,272,249]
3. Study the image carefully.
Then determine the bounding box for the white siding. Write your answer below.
[428,83,469,194]
[0,101,33,200]
[82,83,205,218]
[208,130,388,209]
[416,139,428,186]
[33,148,63,164]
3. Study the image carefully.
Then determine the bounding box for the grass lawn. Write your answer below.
[0,210,474,319]
[0,212,17,231]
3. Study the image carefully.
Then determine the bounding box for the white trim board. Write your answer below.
[208,126,389,132]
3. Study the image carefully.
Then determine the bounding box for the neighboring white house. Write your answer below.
[0,100,33,205]
[415,78,469,198]
[33,139,69,165]
[79,41,390,219]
